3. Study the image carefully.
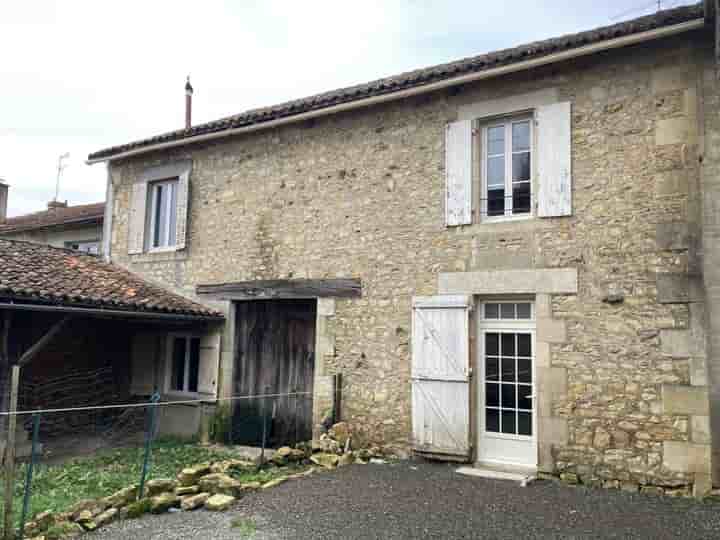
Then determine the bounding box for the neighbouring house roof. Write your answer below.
[88,3,705,162]
[0,202,105,235]
[0,238,223,319]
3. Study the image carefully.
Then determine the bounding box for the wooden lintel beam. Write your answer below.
[196,278,362,300]
[18,315,72,367]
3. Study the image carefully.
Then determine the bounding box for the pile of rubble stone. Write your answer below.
[21,458,311,540]
[21,422,393,539]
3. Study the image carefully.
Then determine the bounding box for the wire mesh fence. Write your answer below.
[0,390,314,540]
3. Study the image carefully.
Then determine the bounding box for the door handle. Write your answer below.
[525,394,536,399]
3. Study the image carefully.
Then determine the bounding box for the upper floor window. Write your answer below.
[147,179,178,249]
[482,117,532,220]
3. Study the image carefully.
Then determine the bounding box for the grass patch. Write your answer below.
[0,438,235,527]
[230,516,257,538]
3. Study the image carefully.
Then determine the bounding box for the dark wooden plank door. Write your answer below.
[233,299,316,446]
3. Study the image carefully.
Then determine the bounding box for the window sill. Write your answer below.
[147,246,180,254]
[480,213,534,224]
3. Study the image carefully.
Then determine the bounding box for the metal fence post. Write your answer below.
[138,393,160,500]
[258,386,269,470]
[17,413,40,540]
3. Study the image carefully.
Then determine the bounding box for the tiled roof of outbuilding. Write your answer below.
[0,238,223,318]
[88,3,705,161]
[0,202,105,234]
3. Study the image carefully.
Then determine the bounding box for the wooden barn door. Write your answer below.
[411,295,471,460]
[233,300,316,446]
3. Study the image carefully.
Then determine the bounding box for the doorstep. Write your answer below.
[456,462,537,487]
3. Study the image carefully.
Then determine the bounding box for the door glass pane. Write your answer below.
[188,337,200,393]
[518,385,533,410]
[518,412,532,436]
[153,185,164,247]
[501,333,515,356]
[172,337,186,391]
[513,182,531,214]
[501,410,516,434]
[485,303,499,319]
[487,126,505,155]
[512,121,530,152]
[501,384,516,408]
[518,358,532,384]
[516,303,531,319]
[501,357,515,381]
[485,333,499,355]
[500,304,515,319]
[486,383,499,407]
[486,409,500,433]
[485,357,499,381]
[517,333,531,357]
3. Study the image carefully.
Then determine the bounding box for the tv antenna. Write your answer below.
[610,0,681,21]
[55,152,70,201]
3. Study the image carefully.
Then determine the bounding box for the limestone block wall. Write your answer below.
[107,32,715,489]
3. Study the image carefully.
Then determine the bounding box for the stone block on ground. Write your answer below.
[146,478,178,497]
[95,508,118,527]
[177,464,211,487]
[261,477,287,489]
[310,453,339,469]
[149,493,180,514]
[103,486,138,508]
[204,494,235,511]
[175,485,200,496]
[180,492,211,511]
[198,473,242,496]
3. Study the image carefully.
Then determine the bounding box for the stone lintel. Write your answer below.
[438,268,577,296]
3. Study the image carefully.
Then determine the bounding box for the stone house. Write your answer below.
[87,3,720,496]
[0,182,104,254]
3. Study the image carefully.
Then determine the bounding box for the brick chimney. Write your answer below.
[0,181,7,223]
[185,76,194,130]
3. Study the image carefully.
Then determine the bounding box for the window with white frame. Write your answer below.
[481,116,532,219]
[147,179,178,249]
[169,335,200,394]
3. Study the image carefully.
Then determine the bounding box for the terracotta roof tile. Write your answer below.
[0,202,105,234]
[0,238,223,318]
[88,4,704,161]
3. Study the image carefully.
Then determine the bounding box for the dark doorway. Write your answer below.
[232,299,316,447]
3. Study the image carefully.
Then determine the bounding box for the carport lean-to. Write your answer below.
[0,238,223,536]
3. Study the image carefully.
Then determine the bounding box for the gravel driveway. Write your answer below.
[88,460,720,539]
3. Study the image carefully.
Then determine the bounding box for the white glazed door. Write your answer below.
[477,301,537,468]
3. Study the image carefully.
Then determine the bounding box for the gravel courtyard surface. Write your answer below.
[88,460,720,539]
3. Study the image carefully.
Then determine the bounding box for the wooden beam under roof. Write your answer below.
[196,278,362,300]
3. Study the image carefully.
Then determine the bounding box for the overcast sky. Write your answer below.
[0,0,695,217]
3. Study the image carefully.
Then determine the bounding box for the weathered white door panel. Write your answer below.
[537,101,572,217]
[411,295,471,458]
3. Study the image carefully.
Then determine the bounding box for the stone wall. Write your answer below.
[107,32,715,491]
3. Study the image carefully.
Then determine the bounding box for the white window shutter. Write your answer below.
[128,181,148,254]
[175,168,191,250]
[445,120,473,226]
[411,295,471,459]
[198,332,220,396]
[537,101,572,217]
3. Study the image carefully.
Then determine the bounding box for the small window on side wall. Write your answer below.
[147,179,178,250]
[170,335,200,394]
[482,117,532,220]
